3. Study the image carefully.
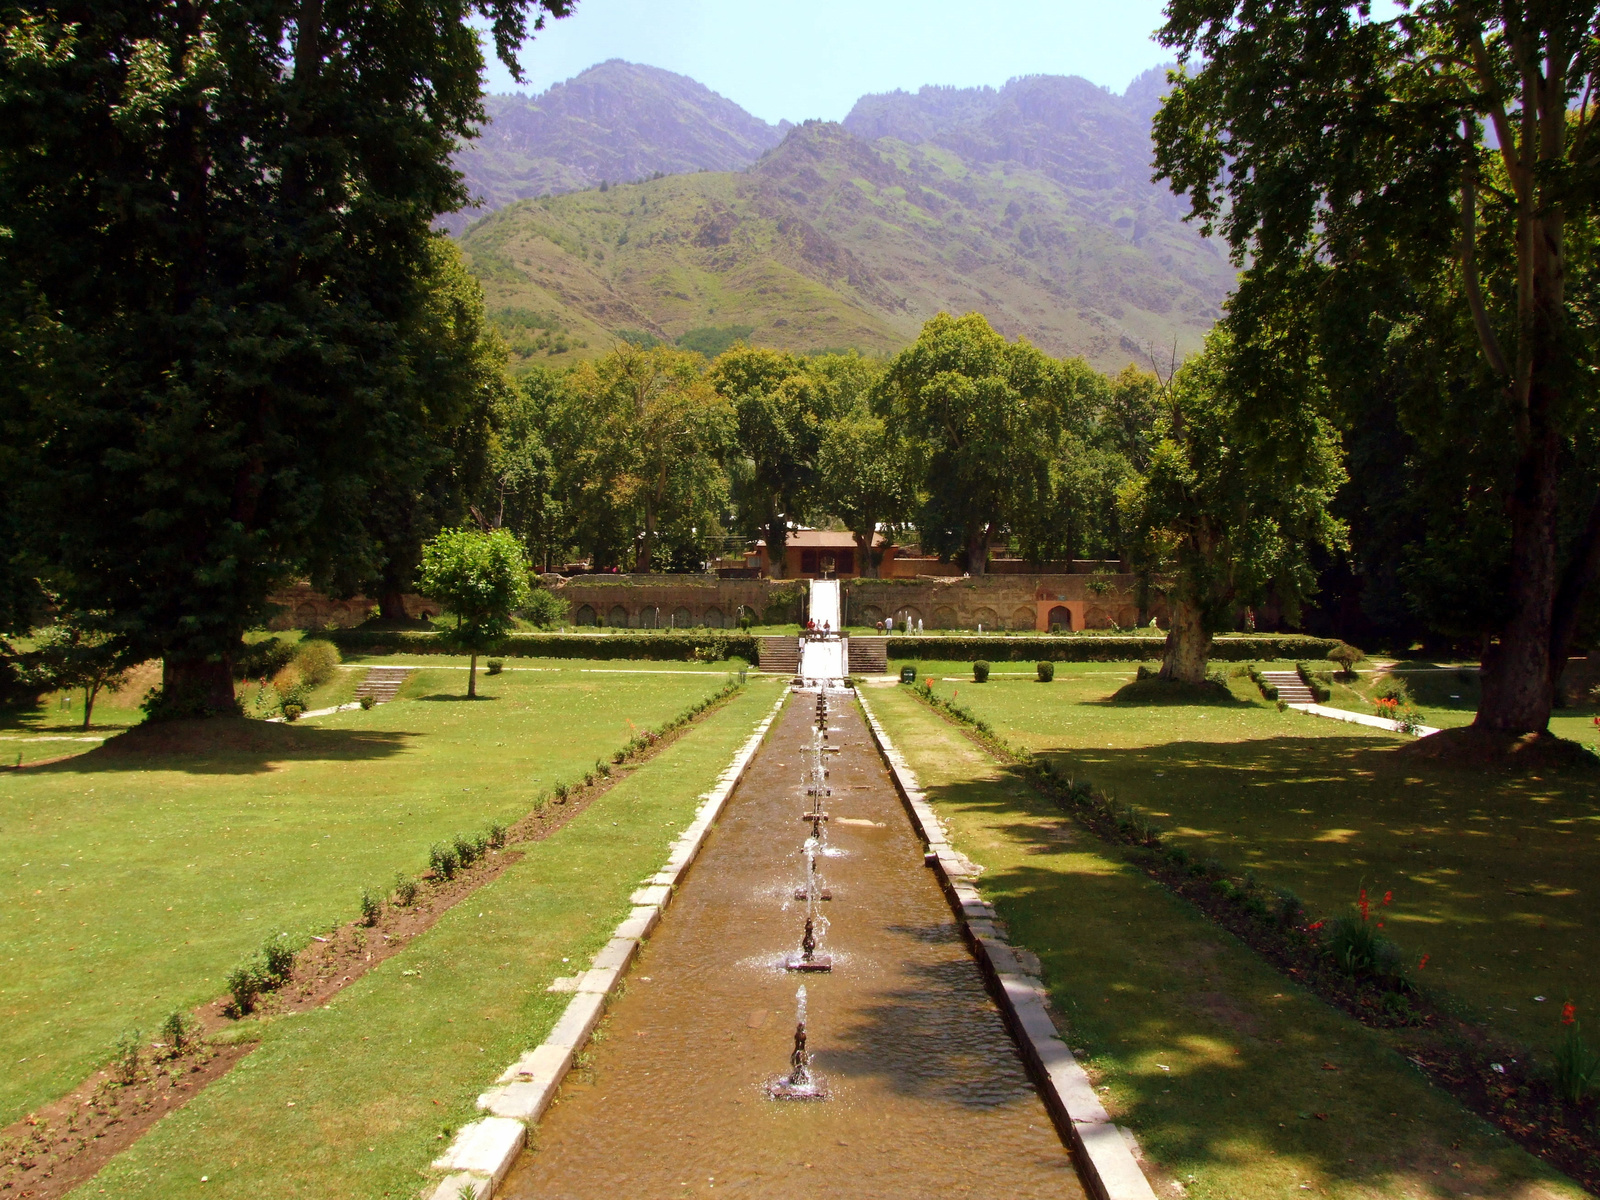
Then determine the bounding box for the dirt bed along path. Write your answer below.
[501,691,1084,1200]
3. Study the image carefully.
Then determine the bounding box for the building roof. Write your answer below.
[756,530,886,549]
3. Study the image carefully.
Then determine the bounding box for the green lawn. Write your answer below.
[76,678,783,1200]
[899,663,1600,1067]
[0,660,743,1127]
[867,684,1585,1200]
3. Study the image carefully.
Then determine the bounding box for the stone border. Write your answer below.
[426,689,789,1200]
[1287,701,1440,737]
[855,691,1159,1200]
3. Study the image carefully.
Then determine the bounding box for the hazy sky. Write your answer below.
[484,0,1175,123]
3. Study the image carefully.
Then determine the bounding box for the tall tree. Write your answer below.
[332,237,511,621]
[1117,330,1347,683]
[707,347,839,578]
[879,312,1062,575]
[816,409,913,577]
[0,0,571,713]
[557,344,730,572]
[483,367,564,572]
[1154,0,1600,733]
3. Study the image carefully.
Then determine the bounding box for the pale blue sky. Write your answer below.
[486,0,1175,123]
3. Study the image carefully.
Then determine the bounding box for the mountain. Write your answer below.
[454,64,1234,373]
[446,60,787,233]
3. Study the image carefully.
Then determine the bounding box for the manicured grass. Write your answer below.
[0,660,744,1127]
[866,685,1586,1200]
[76,679,783,1200]
[903,664,1600,1066]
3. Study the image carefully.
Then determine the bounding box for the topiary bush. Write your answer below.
[973,660,990,683]
[293,639,340,688]
[1036,661,1054,682]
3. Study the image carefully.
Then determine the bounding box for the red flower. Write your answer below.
[1359,888,1369,921]
[1563,1002,1577,1026]
[1382,890,1393,906]
[1306,920,1325,931]
[1418,954,1429,970]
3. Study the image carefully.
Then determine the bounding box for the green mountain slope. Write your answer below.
[460,118,1231,374]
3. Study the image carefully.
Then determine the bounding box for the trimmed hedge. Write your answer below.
[326,629,756,663]
[882,634,1341,663]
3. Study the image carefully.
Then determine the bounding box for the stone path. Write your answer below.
[1258,669,1315,704]
[1287,701,1440,737]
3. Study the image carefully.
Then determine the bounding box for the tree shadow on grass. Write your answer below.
[912,765,1567,1198]
[415,693,501,702]
[20,717,417,776]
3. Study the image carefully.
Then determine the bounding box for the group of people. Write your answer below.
[876,616,923,635]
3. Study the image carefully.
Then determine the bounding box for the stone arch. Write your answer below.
[737,605,758,625]
[892,605,922,630]
[671,606,692,628]
[574,604,596,626]
[1047,605,1072,632]
[1083,605,1116,630]
[971,606,998,631]
[1011,605,1036,631]
[609,604,629,627]
[855,604,884,626]
[639,606,660,629]
[931,606,958,629]
[702,606,724,628]
[294,603,320,628]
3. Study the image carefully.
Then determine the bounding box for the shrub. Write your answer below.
[973,660,990,683]
[225,965,263,1016]
[429,842,459,880]
[115,1030,142,1085]
[359,694,376,710]
[1555,1007,1600,1105]
[235,636,297,681]
[281,702,304,721]
[1326,915,1403,981]
[294,639,341,689]
[1273,887,1305,928]
[488,822,508,849]
[1327,641,1365,676]
[520,587,569,629]
[452,832,480,868]
[359,888,382,926]
[486,659,504,676]
[160,1011,190,1055]
[1036,661,1054,682]
[1371,674,1412,704]
[262,939,295,983]
[899,665,917,683]
[328,628,755,662]
[1295,663,1332,702]
[393,873,419,906]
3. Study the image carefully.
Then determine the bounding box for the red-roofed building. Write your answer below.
[750,530,897,579]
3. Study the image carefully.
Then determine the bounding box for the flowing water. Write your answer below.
[500,691,1084,1199]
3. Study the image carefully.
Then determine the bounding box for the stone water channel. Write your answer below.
[498,685,1085,1199]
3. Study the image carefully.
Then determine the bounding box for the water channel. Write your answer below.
[499,686,1084,1199]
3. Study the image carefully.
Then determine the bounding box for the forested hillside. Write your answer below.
[454,65,1234,374]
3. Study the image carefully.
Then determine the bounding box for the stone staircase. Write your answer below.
[757,636,800,674]
[847,636,888,674]
[1259,669,1315,704]
[353,666,412,704]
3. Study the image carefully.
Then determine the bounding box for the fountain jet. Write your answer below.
[765,985,826,1100]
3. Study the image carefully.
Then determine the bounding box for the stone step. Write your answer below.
[756,636,800,672]
[353,666,412,703]
[847,636,889,674]
[1259,671,1315,702]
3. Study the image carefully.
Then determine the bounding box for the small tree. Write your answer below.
[31,614,139,729]
[1327,642,1365,679]
[418,528,531,698]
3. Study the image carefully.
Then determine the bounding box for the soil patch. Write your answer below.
[1398,724,1599,772]
[0,684,744,1199]
[1107,677,1237,705]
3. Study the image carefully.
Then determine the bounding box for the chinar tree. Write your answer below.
[0,0,570,714]
[1118,330,1346,684]
[1153,0,1600,735]
[880,313,1064,575]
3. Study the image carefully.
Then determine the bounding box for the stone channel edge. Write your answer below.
[855,689,1160,1200]
[425,689,790,1200]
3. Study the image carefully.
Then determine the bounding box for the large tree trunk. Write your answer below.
[765,516,787,579]
[964,522,992,576]
[1548,491,1600,702]
[82,681,99,730]
[853,528,879,578]
[1159,597,1212,684]
[468,652,478,699]
[162,654,239,716]
[379,588,409,623]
